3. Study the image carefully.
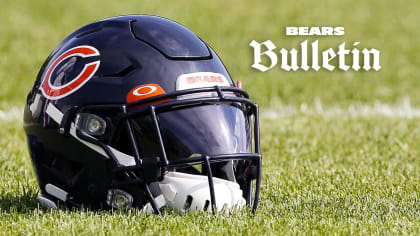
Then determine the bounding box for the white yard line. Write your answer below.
[0,107,23,121]
[262,98,420,119]
[1,98,419,121]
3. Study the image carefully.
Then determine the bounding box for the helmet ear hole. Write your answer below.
[203,200,210,211]
[51,157,83,186]
[183,195,193,210]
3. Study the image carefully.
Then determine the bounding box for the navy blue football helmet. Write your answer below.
[24,15,261,214]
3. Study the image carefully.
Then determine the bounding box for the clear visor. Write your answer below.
[130,103,252,161]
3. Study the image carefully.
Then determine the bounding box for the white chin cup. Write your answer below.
[148,171,246,213]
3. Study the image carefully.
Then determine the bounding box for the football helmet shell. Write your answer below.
[24,15,261,214]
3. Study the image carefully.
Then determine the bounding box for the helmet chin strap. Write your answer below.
[143,171,245,214]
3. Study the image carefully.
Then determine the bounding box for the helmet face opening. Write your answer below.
[117,102,253,184]
[128,103,252,161]
[72,87,261,213]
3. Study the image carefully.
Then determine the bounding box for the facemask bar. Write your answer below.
[67,86,261,215]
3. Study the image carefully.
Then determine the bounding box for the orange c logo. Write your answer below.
[40,45,100,100]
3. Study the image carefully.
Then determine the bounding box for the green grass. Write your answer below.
[1,0,420,235]
[1,0,420,109]
[0,116,419,235]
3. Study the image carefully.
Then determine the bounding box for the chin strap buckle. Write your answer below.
[148,171,245,213]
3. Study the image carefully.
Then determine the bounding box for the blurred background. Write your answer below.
[0,0,419,110]
[0,1,419,234]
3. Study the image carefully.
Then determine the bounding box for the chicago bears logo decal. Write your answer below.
[40,45,100,100]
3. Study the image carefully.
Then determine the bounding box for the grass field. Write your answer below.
[0,0,419,235]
